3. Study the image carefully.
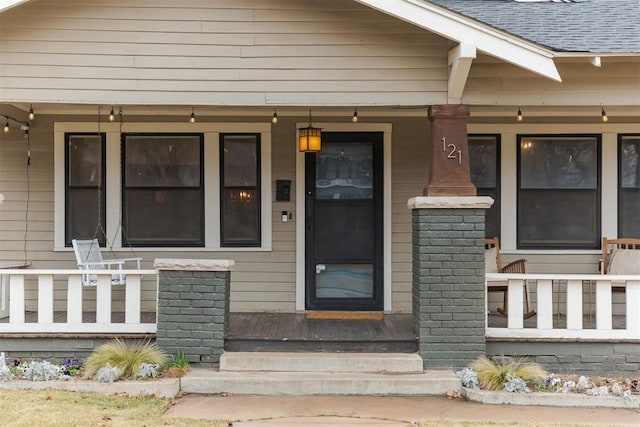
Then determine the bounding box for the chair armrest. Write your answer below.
[499,259,527,274]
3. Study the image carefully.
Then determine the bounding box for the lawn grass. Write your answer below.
[0,389,227,427]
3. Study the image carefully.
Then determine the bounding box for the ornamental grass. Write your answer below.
[84,339,168,380]
[470,355,548,391]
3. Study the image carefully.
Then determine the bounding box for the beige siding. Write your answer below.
[0,0,449,106]
[464,55,640,106]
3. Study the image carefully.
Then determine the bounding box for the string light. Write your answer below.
[189,107,196,123]
[352,108,358,123]
[28,105,35,120]
[271,110,278,124]
[3,120,8,132]
[517,108,523,122]
[601,107,608,123]
[108,106,115,122]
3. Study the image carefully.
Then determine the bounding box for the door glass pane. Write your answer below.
[315,203,373,259]
[316,143,373,199]
[521,137,597,189]
[315,264,373,298]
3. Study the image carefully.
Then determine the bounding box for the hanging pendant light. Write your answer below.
[108,106,115,122]
[28,105,35,120]
[298,109,322,152]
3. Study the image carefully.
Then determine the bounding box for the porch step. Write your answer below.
[220,352,424,373]
[180,369,460,396]
[182,352,460,396]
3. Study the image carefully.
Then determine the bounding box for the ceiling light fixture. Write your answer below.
[272,110,278,124]
[601,107,608,123]
[189,107,196,123]
[352,108,358,123]
[517,108,523,122]
[108,107,115,122]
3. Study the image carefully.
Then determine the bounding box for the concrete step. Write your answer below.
[181,368,461,396]
[219,352,424,374]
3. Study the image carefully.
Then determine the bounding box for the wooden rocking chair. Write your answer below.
[72,239,142,286]
[485,237,536,318]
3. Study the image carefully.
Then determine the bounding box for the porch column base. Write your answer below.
[409,196,493,369]
[154,258,234,367]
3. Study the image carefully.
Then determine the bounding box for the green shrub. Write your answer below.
[470,355,547,391]
[84,339,168,380]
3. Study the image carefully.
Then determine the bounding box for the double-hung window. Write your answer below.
[122,133,204,247]
[220,133,261,247]
[65,133,106,246]
[517,135,601,249]
[619,134,640,238]
[469,134,500,239]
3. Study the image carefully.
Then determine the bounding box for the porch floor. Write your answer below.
[225,312,418,353]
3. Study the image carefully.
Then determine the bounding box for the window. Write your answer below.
[122,134,204,247]
[517,135,601,249]
[65,133,105,246]
[220,133,261,246]
[619,134,640,238]
[469,134,500,239]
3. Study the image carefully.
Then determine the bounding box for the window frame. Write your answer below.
[468,133,501,240]
[219,133,262,247]
[54,122,272,251]
[64,132,106,247]
[618,133,640,238]
[516,134,602,250]
[121,132,205,248]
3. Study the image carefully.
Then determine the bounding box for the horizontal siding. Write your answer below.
[0,0,448,106]
[464,55,640,106]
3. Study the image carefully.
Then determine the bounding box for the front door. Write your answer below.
[305,132,383,311]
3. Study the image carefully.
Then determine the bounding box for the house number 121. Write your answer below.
[441,137,462,164]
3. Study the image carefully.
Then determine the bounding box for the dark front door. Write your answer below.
[305,132,383,311]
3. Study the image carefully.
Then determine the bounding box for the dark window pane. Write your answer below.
[620,137,640,188]
[67,189,104,243]
[125,189,202,245]
[125,135,200,187]
[478,189,499,239]
[221,134,261,246]
[619,192,640,238]
[122,134,204,247]
[222,189,259,244]
[521,137,597,189]
[68,135,102,186]
[65,133,105,246]
[619,135,640,238]
[223,135,258,186]
[519,191,599,248]
[468,136,497,188]
[469,135,499,239]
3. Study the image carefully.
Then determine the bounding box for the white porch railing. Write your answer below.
[0,269,157,334]
[486,273,640,340]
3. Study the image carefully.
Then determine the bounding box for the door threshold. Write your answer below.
[305,311,384,321]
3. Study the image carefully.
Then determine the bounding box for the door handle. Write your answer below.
[315,264,326,274]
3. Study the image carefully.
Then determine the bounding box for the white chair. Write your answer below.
[71,239,142,286]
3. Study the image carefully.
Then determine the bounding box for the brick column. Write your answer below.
[408,197,493,369]
[154,258,234,367]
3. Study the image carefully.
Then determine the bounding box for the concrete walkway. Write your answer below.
[165,394,640,426]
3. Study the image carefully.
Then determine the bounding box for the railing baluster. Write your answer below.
[9,274,25,324]
[37,274,54,324]
[67,275,83,324]
[566,280,583,330]
[125,274,141,324]
[627,280,640,338]
[537,279,553,329]
[95,275,112,324]
[595,280,612,330]
[507,279,524,328]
